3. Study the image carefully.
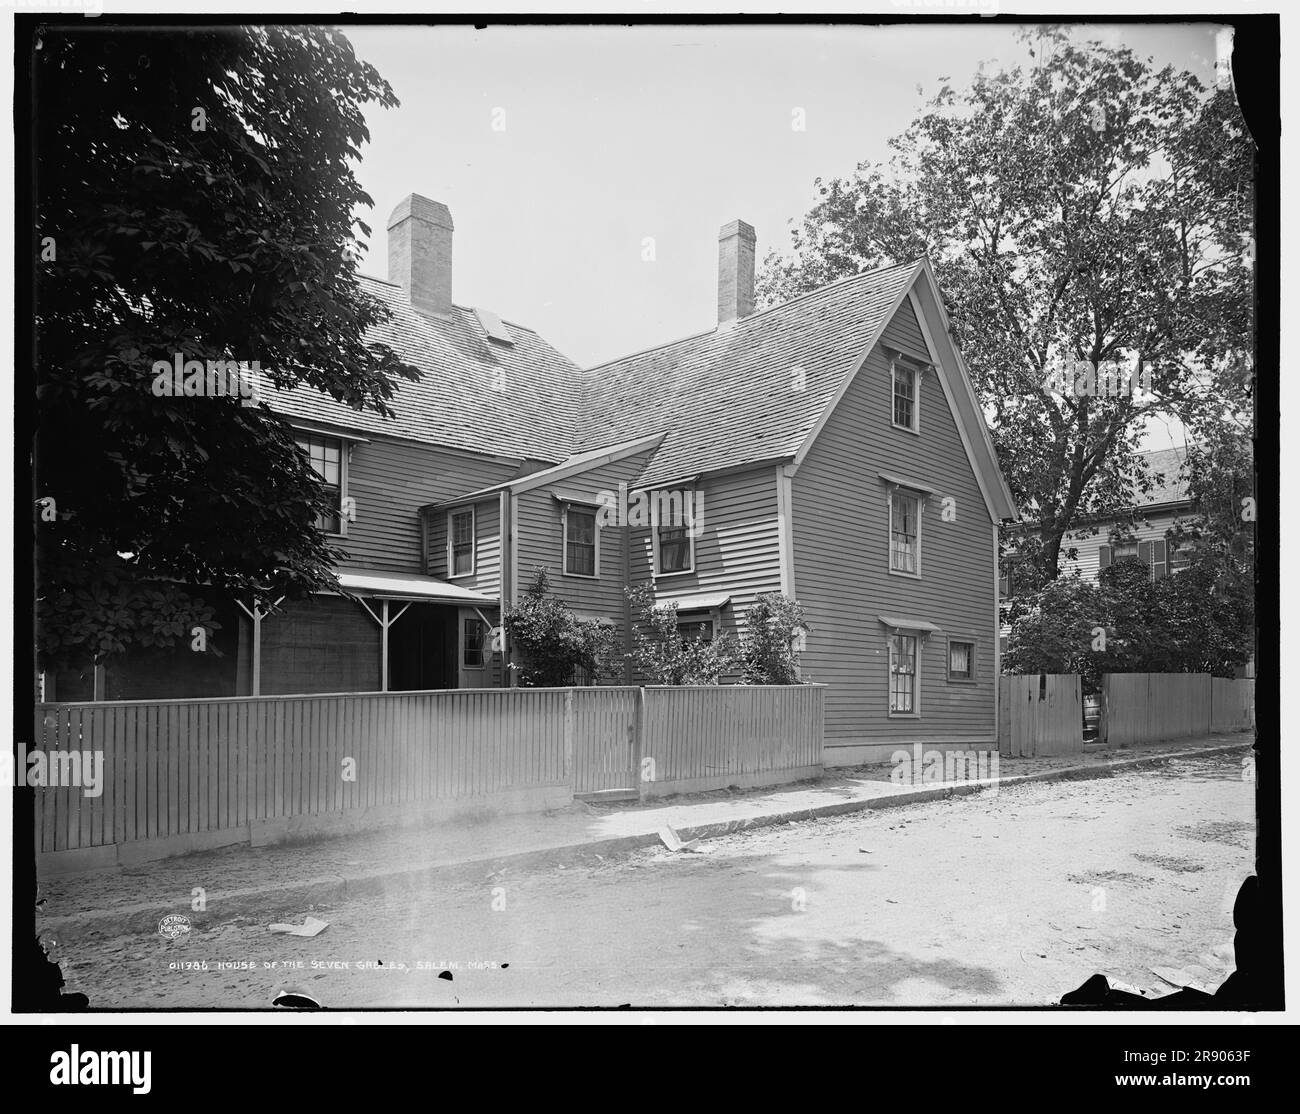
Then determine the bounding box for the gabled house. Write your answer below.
[50,194,1019,764]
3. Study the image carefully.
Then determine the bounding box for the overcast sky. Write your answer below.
[346,22,1226,449]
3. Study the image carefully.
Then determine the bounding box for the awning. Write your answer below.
[335,570,498,606]
[660,591,731,613]
[878,471,937,495]
[878,615,942,634]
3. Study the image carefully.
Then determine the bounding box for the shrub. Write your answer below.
[625,585,740,684]
[503,567,620,686]
[740,593,810,684]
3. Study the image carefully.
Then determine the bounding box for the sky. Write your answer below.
[344,21,1227,448]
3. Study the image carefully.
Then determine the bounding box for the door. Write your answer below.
[388,603,458,691]
[458,610,492,689]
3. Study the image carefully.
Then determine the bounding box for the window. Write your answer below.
[1112,539,1139,560]
[563,506,598,577]
[1169,540,1196,573]
[948,640,975,681]
[448,509,475,577]
[295,434,345,534]
[889,490,922,574]
[463,618,487,668]
[892,358,919,431]
[889,634,918,715]
[676,617,715,645]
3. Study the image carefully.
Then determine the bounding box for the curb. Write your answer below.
[39,739,1251,940]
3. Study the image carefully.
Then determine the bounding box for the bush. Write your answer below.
[625,585,740,684]
[740,593,810,684]
[503,567,621,687]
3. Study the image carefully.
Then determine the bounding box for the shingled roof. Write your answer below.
[572,260,921,489]
[1138,446,1191,507]
[262,275,582,463]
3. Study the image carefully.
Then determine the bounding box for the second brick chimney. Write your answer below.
[717,219,756,325]
[387,194,454,318]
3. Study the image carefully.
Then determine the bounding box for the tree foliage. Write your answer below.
[503,568,621,687]
[34,25,419,669]
[759,27,1254,581]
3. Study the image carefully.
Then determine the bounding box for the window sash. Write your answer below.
[450,511,474,576]
[949,641,974,680]
[893,364,916,429]
[658,525,692,573]
[296,434,344,534]
[889,634,917,714]
[676,617,715,645]
[565,508,597,576]
[890,492,920,573]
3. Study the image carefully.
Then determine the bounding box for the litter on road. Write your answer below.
[268,916,329,937]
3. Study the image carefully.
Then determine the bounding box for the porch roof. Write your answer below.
[335,570,497,606]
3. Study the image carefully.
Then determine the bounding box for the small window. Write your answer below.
[295,433,345,534]
[449,509,475,577]
[889,490,921,575]
[564,506,598,577]
[892,359,919,431]
[656,519,695,575]
[463,618,487,667]
[948,640,975,681]
[889,633,918,715]
[676,616,715,645]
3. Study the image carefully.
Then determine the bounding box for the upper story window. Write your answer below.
[891,356,921,432]
[295,433,345,535]
[448,508,475,578]
[1101,538,1167,581]
[1168,539,1196,573]
[654,494,698,576]
[563,506,598,578]
[889,489,922,575]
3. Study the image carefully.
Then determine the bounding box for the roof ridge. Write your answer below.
[582,256,924,373]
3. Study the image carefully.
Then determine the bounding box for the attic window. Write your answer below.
[474,308,514,346]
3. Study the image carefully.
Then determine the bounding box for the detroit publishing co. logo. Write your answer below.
[158,914,191,940]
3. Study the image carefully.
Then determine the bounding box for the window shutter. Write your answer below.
[1152,539,1167,579]
[1098,545,1112,570]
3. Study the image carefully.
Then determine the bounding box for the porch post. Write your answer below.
[381,598,390,693]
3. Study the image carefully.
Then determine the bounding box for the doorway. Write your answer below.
[387,603,458,691]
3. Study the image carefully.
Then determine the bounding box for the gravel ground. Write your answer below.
[48,752,1254,1009]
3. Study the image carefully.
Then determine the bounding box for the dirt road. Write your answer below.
[51,752,1254,1008]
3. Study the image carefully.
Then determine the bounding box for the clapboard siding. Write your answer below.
[633,465,784,641]
[792,297,996,749]
[513,449,659,616]
[427,497,503,597]
[335,434,520,573]
[1059,506,1189,582]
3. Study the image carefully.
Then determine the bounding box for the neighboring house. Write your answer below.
[49,194,1019,763]
[999,446,1194,616]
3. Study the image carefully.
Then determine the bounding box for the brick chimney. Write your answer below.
[717,219,756,325]
[387,194,454,318]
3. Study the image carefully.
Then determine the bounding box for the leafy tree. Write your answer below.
[503,568,621,687]
[626,586,740,685]
[759,26,1254,581]
[740,593,810,685]
[34,25,419,670]
[1002,575,1109,692]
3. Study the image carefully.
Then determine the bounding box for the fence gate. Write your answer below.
[570,687,641,800]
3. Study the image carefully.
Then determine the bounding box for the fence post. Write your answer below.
[563,688,575,791]
[633,686,646,801]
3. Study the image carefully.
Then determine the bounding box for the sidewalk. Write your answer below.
[35,731,1252,939]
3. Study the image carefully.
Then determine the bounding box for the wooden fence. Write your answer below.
[1101,673,1254,745]
[640,685,825,797]
[30,683,825,871]
[998,674,1083,757]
